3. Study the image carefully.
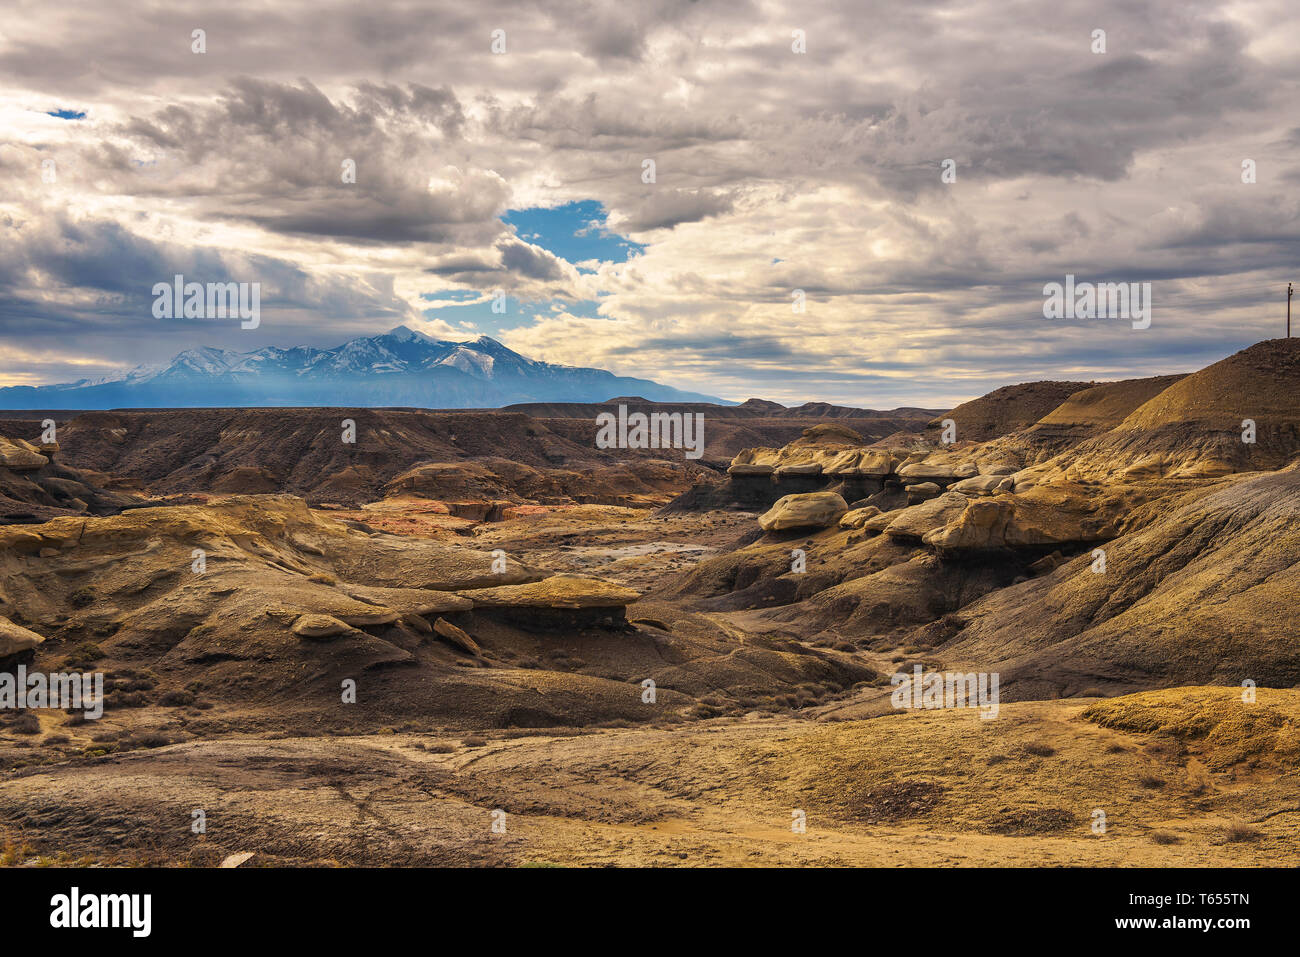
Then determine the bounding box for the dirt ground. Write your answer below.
[3,696,1296,867]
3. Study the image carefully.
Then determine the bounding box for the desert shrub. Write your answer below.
[424,742,455,753]
[68,587,97,608]
[1150,830,1181,845]
[8,713,40,735]
[1138,774,1166,789]
[1022,742,1056,758]
[1224,822,1262,843]
[59,641,106,669]
[158,690,196,707]
[105,690,148,708]
[461,736,487,748]
[988,806,1075,835]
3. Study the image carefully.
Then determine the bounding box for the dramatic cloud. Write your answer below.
[1,0,1298,403]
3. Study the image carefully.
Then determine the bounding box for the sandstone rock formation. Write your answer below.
[758,492,849,531]
[464,575,641,610]
[0,615,44,662]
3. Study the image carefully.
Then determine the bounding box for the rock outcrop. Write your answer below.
[758,492,848,531]
[0,615,44,663]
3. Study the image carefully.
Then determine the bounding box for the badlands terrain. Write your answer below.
[0,340,1297,867]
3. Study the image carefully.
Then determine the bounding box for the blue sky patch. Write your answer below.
[47,109,87,120]
[423,293,607,338]
[422,201,632,336]
[503,200,643,266]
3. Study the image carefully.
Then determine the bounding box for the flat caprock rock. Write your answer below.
[0,437,48,471]
[340,584,474,616]
[463,575,642,609]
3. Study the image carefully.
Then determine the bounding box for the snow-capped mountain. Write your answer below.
[0,326,724,409]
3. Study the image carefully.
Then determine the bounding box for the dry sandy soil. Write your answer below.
[3,688,1296,867]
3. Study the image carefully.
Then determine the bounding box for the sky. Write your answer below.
[1,0,1298,407]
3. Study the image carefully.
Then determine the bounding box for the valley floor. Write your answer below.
[3,693,1297,867]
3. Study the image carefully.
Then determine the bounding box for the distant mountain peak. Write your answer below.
[385,324,439,343]
[0,328,726,410]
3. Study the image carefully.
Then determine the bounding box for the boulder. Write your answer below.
[924,485,1119,553]
[727,463,775,476]
[838,505,882,529]
[0,616,45,660]
[758,492,848,531]
[922,499,1010,551]
[951,474,1015,496]
[882,492,970,541]
[862,509,897,536]
[292,614,353,639]
[905,481,941,504]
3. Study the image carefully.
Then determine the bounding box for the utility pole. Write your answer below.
[1289,283,1294,338]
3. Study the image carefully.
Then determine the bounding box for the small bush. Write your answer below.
[1150,830,1181,845]
[8,713,40,735]
[60,641,106,669]
[461,736,487,748]
[1022,742,1056,758]
[1225,822,1262,843]
[1138,774,1166,789]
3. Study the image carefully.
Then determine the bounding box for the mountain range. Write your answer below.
[0,326,725,409]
